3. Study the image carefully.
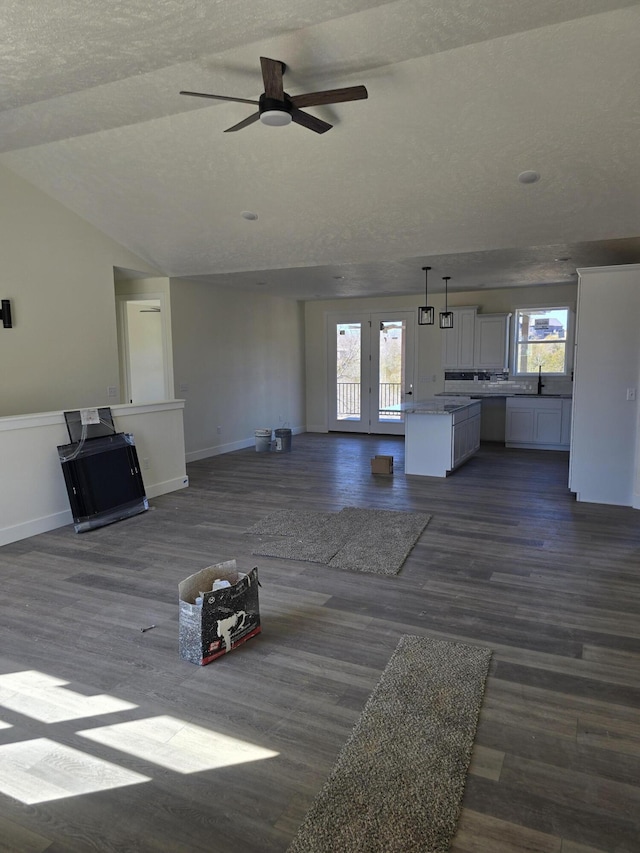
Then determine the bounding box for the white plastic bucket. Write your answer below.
[255,428,272,452]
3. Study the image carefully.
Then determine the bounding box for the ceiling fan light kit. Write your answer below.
[260,110,292,127]
[180,56,368,134]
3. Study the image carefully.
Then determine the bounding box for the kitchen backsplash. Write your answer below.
[443,371,573,396]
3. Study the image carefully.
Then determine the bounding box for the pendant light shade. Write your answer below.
[418,265,434,325]
[439,276,454,329]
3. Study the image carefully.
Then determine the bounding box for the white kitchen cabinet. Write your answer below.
[465,417,477,461]
[505,397,571,450]
[405,400,481,477]
[535,408,562,444]
[441,308,477,368]
[506,407,534,443]
[451,402,481,469]
[452,418,467,468]
[441,309,511,370]
[474,313,511,369]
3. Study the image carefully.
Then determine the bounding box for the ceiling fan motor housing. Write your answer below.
[259,93,292,118]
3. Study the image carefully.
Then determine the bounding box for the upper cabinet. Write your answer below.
[474,313,511,369]
[441,308,477,368]
[442,308,511,370]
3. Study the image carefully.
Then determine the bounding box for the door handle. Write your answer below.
[405,390,413,395]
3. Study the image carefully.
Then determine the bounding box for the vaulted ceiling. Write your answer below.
[2,0,639,299]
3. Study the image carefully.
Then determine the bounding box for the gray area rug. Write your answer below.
[247,507,431,574]
[287,635,492,853]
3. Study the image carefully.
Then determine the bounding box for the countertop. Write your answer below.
[397,397,478,415]
[437,392,573,399]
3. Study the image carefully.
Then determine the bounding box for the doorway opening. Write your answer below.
[116,290,174,404]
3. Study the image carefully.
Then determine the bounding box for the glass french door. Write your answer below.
[327,311,415,434]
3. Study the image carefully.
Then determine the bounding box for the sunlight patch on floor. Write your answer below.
[78,714,279,773]
[0,671,137,723]
[0,738,150,804]
[0,671,279,804]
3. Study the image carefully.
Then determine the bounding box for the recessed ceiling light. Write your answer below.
[518,170,540,184]
[333,275,344,280]
[241,211,258,221]
[554,256,571,262]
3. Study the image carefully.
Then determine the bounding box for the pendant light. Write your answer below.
[439,276,454,329]
[418,266,434,325]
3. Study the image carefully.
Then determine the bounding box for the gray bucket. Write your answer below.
[274,428,292,453]
[255,428,272,453]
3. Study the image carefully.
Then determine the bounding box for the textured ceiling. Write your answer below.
[2,0,640,299]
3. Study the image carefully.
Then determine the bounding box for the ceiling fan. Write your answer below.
[180,56,367,134]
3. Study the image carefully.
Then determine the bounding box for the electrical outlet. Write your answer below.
[142,457,150,470]
[216,425,222,434]
[107,385,117,397]
[178,383,189,394]
[627,388,636,401]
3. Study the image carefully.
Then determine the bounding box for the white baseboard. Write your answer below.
[505,442,570,451]
[145,475,190,498]
[0,508,73,547]
[186,437,254,462]
[0,477,189,546]
[186,427,308,463]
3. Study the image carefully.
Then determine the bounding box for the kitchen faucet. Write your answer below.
[537,366,545,395]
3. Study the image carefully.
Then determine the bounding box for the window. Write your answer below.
[514,307,570,374]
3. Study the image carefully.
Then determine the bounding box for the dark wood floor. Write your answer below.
[1,434,639,853]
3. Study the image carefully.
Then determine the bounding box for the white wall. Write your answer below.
[170,279,306,460]
[304,283,578,432]
[570,264,640,507]
[0,401,187,546]
[0,165,159,417]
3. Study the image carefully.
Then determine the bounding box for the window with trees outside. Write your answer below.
[514,307,570,374]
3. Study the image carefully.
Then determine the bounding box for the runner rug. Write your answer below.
[247,507,431,574]
[287,635,492,853]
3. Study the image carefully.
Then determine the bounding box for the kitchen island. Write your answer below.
[403,398,481,477]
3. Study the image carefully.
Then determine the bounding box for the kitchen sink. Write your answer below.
[515,393,563,397]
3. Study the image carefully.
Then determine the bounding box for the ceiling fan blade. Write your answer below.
[180,90,259,106]
[290,85,368,108]
[291,108,332,134]
[260,57,284,100]
[224,112,261,132]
